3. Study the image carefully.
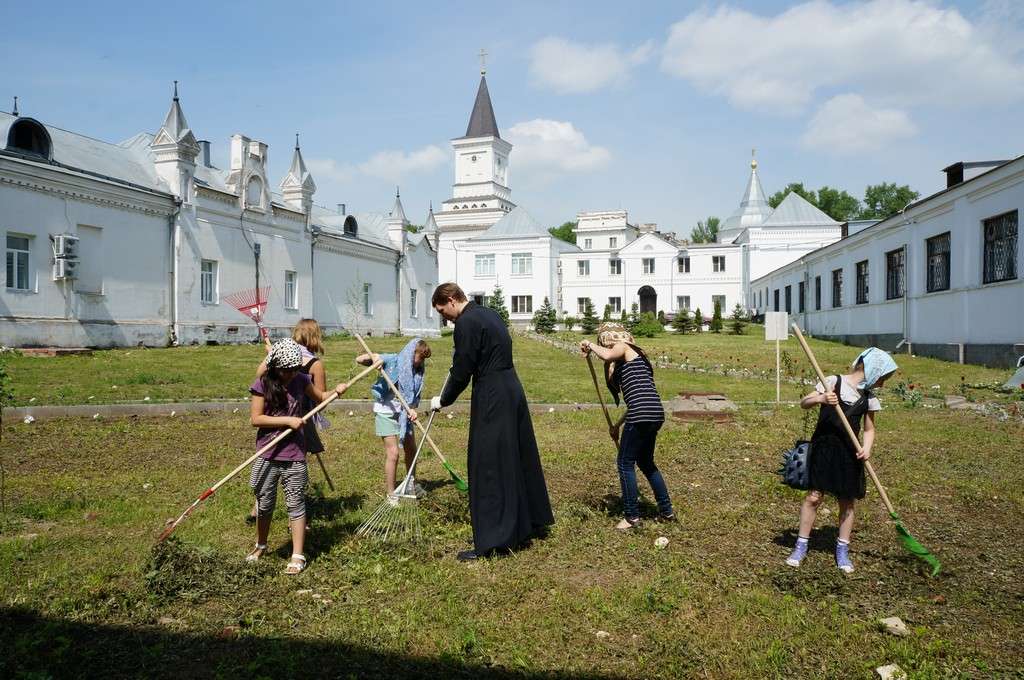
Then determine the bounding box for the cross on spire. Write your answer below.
[479,48,488,75]
[12,96,17,117]
[295,132,300,149]
[751,147,757,169]
[173,80,179,101]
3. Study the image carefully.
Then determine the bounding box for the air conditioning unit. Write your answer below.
[53,258,78,280]
[53,233,80,258]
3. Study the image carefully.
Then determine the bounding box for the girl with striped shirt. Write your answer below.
[581,323,674,530]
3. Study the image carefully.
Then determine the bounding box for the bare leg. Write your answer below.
[837,498,855,543]
[256,514,271,546]
[289,515,306,556]
[798,490,824,538]
[402,432,417,475]
[382,435,400,494]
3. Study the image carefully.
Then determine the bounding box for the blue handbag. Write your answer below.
[779,440,812,490]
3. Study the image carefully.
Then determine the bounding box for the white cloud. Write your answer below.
[529,37,654,93]
[661,0,1024,115]
[801,94,917,154]
[506,119,611,175]
[357,145,446,183]
[306,158,355,184]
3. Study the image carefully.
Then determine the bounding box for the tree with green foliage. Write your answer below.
[657,310,667,327]
[561,315,578,332]
[769,182,816,210]
[815,186,861,222]
[532,297,556,334]
[634,312,664,338]
[729,303,747,335]
[403,224,423,233]
[693,307,703,333]
[580,298,599,334]
[602,304,612,322]
[488,284,510,327]
[710,300,723,333]
[859,182,920,220]
[548,221,578,244]
[619,309,628,325]
[626,303,640,331]
[690,216,720,243]
[672,308,693,334]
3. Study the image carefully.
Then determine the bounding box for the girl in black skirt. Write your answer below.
[786,348,897,572]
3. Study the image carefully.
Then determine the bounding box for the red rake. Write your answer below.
[156,359,382,543]
[223,287,271,341]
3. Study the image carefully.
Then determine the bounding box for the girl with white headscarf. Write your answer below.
[785,347,898,574]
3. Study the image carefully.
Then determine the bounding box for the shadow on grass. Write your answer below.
[0,607,628,680]
[772,526,840,554]
[582,493,661,520]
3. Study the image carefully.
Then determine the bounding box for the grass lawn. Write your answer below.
[6,327,1021,408]
[1,403,1023,678]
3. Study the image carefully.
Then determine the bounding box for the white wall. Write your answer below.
[751,158,1024,365]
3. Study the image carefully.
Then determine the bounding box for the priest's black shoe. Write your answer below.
[456,549,480,562]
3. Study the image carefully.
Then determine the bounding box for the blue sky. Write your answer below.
[3,0,1021,236]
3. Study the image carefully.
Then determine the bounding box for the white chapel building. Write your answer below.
[0,87,438,348]
[432,74,846,326]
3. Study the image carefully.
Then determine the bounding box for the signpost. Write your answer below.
[764,312,788,403]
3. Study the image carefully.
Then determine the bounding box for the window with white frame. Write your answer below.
[609,237,617,249]
[583,238,592,249]
[577,297,590,314]
[410,288,418,318]
[284,270,297,309]
[678,256,690,273]
[474,254,495,277]
[608,259,622,275]
[511,252,532,276]
[886,248,905,300]
[642,258,655,274]
[608,297,622,313]
[712,255,726,272]
[578,260,590,276]
[5,234,30,291]
[676,295,690,310]
[926,233,950,292]
[511,295,532,314]
[200,259,218,304]
[363,282,373,316]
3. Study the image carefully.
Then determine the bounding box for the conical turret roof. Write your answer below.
[463,76,500,139]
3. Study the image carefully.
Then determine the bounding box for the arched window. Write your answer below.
[245,176,263,208]
[6,118,52,160]
[343,215,358,237]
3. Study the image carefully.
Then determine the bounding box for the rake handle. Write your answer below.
[353,334,452,468]
[586,353,618,446]
[157,359,381,542]
[790,323,896,515]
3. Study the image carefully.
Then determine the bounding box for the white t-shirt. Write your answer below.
[373,396,402,417]
[815,374,881,412]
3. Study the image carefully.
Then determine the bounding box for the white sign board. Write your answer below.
[764,312,789,341]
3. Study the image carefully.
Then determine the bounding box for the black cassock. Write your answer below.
[440,302,554,553]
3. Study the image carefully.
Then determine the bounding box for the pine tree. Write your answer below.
[729,303,747,335]
[619,309,628,325]
[672,308,692,334]
[693,307,703,333]
[561,315,578,332]
[581,298,599,334]
[533,297,556,334]
[488,284,510,327]
[657,310,667,327]
[710,300,724,333]
[602,304,612,322]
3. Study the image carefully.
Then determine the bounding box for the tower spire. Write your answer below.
[295,132,300,149]
[12,96,17,117]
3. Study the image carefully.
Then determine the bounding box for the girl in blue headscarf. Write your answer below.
[356,338,431,501]
[785,347,898,574]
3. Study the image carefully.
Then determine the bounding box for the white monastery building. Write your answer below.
[751,158,1022,368]
[434,71,845,326]
[0,86,438,348]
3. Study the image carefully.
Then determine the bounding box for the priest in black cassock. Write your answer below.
[429,283,554,561]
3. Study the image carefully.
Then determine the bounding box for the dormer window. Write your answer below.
[6,118,52,160]
[245,176,263,208]
[343,215,358,237]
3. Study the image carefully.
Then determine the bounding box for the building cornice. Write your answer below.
[0,157,176,217]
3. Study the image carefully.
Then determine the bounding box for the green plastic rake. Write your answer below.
[792,323,941,576]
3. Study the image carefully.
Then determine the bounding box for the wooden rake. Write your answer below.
[354,334,468,492]
[156,360,382,543]
[586,353,619,447]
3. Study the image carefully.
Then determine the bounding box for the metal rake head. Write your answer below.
[355,495,423,543]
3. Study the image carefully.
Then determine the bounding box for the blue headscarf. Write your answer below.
[852,347,898,390]
[371,337,425,436]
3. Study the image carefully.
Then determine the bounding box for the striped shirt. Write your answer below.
[618,357,665,424]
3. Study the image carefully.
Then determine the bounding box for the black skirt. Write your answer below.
[808,433,866,500]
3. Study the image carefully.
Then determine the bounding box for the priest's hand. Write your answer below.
[430,396,443,412]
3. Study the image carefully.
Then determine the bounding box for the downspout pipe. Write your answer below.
[395,250,404,336]
[168,198,183,346]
